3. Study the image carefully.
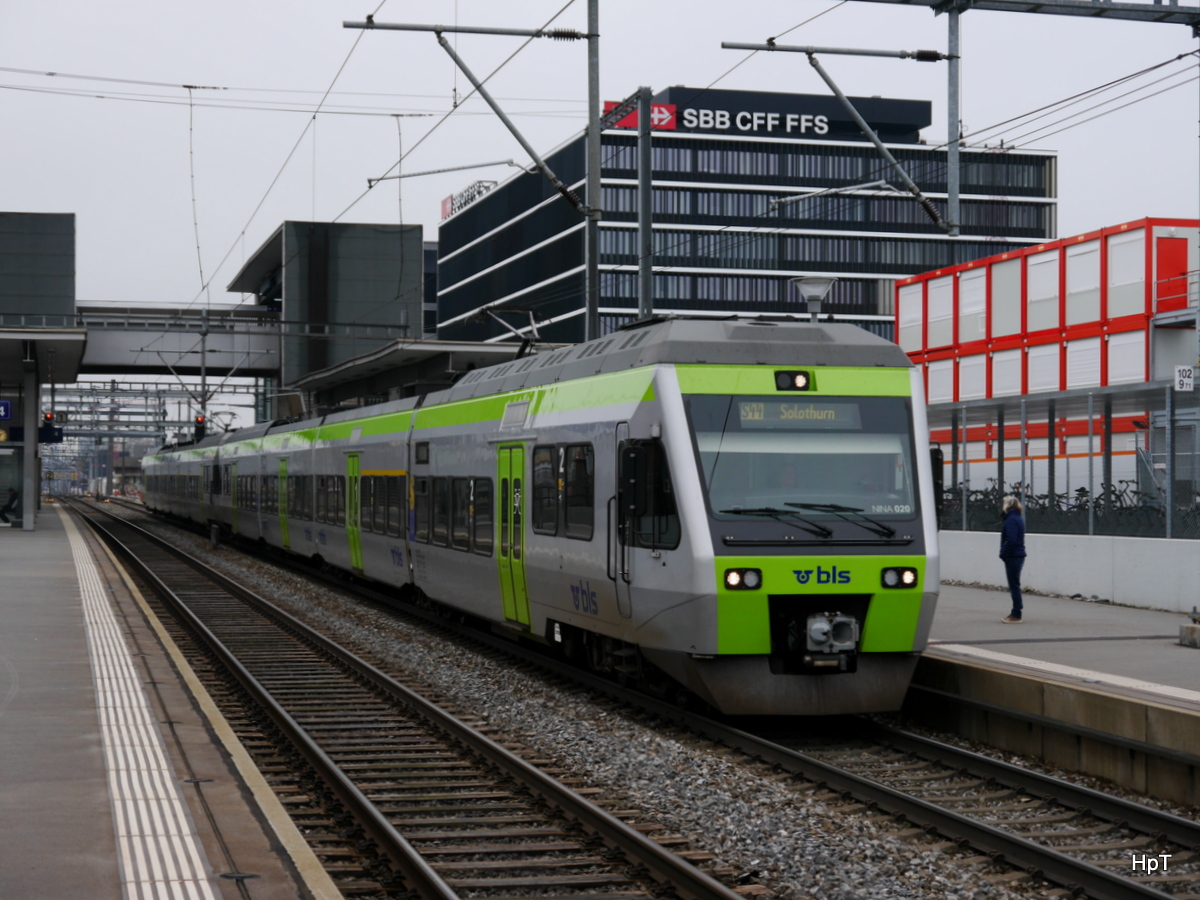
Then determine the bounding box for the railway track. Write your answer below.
[89,499,1200,899]
[68,500,745,900]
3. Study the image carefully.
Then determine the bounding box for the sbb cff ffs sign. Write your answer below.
[602,102,677,130]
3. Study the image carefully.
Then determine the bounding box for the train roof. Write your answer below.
[151,317,909,454]
[435,316,909,405]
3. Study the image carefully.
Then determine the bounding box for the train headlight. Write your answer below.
[724,568,762,590]
[774,370,812,391]
[881,567,919,589]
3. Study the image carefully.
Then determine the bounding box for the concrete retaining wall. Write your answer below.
[939,530,1200,613]
[909,653,1200,806]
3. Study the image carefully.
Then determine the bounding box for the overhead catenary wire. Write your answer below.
[334,0,581,227]
[181,0,393,313]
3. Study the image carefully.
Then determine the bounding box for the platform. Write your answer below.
[910,582,1200,806]
[0,504,336,900]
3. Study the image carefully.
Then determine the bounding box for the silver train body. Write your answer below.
[143,318,941,715]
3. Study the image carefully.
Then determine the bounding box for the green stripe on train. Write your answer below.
[714,555,925,654]
[676,366,911,396]
[413,368,657,431]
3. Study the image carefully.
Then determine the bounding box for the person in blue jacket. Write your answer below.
[999,495,1026,623]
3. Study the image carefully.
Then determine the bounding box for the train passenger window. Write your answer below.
[563,444,594,540]
[224,466,232,496]
[473,478,493,556]
[414,478,430,543]
[375,477,388,534]
[335,476,346,526]
[360,476,373,531]
[531,446,557,534]
[432,477,450,546]
[451,478,471,551]
[386,476,405,537]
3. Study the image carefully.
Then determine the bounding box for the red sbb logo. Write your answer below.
[603,102,677,130]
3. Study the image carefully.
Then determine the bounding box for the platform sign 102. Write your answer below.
[1175,366,1195,392]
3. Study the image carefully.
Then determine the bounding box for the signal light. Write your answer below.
[43,412,54,424]
[194,414,207,441]
[774,370,811,391]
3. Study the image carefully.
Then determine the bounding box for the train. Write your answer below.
[142,317,941,715]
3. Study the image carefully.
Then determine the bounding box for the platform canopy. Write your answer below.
[0,328,86,384]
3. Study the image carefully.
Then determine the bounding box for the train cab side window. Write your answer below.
[432,477,450,546]
[451,478,471,551]
[386,476,405,538]
[531,445,558,534]
[335,476,346,526]
[415,442,430,464]
[414,478,430,543]
[473,478,493,556]
[621,440,681,550]
[563,444,594,540]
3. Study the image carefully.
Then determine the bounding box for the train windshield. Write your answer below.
[685,395,918,520]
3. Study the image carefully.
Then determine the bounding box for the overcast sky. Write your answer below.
[3,0,1198,313]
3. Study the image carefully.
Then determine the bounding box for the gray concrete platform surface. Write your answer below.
[0,503,330,900]
[928,582,1200,702]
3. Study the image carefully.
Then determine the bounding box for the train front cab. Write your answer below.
[628,362,939,716]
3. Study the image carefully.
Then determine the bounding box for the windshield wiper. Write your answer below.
[786,502,897,538]
[719,507,833,538]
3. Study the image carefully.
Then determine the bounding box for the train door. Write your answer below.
[231,463,239,534]
[497,445,530,628]
[347,454,363,573]
[278,458,290,550]
[611,422,633,618]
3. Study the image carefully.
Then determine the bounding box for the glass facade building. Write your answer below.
[437,87,1057,343]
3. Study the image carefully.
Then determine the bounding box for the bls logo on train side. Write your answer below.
[570,579,599,615]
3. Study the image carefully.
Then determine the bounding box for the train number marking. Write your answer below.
[390,546,405,567]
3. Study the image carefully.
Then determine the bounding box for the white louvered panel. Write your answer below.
[927,359,954,403]
[991,258,1022,336]
[1027,250,1060,332]
[1108,331,1145,383]
[1065,337,1101,389]
[1027,343,1060,393]
[898,282,924,352]
[958,268,987,342]
[992,348,1023,396]
[927,275,955,348]
[1065,240,1100,325]
[959,353,987,400]
[1107,229,1146,318]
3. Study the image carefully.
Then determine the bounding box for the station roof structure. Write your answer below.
[926,379,1188,431]
[0,328,86,384]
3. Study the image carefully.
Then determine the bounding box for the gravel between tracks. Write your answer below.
[136,521,1037,900]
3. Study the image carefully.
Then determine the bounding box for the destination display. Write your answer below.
[738,400,863,430]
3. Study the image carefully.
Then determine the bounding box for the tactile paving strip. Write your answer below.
[61,508,220,900]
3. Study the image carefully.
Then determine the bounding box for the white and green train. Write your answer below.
[142,318,940,715]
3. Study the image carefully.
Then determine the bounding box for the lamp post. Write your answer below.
[791,276,838,323]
